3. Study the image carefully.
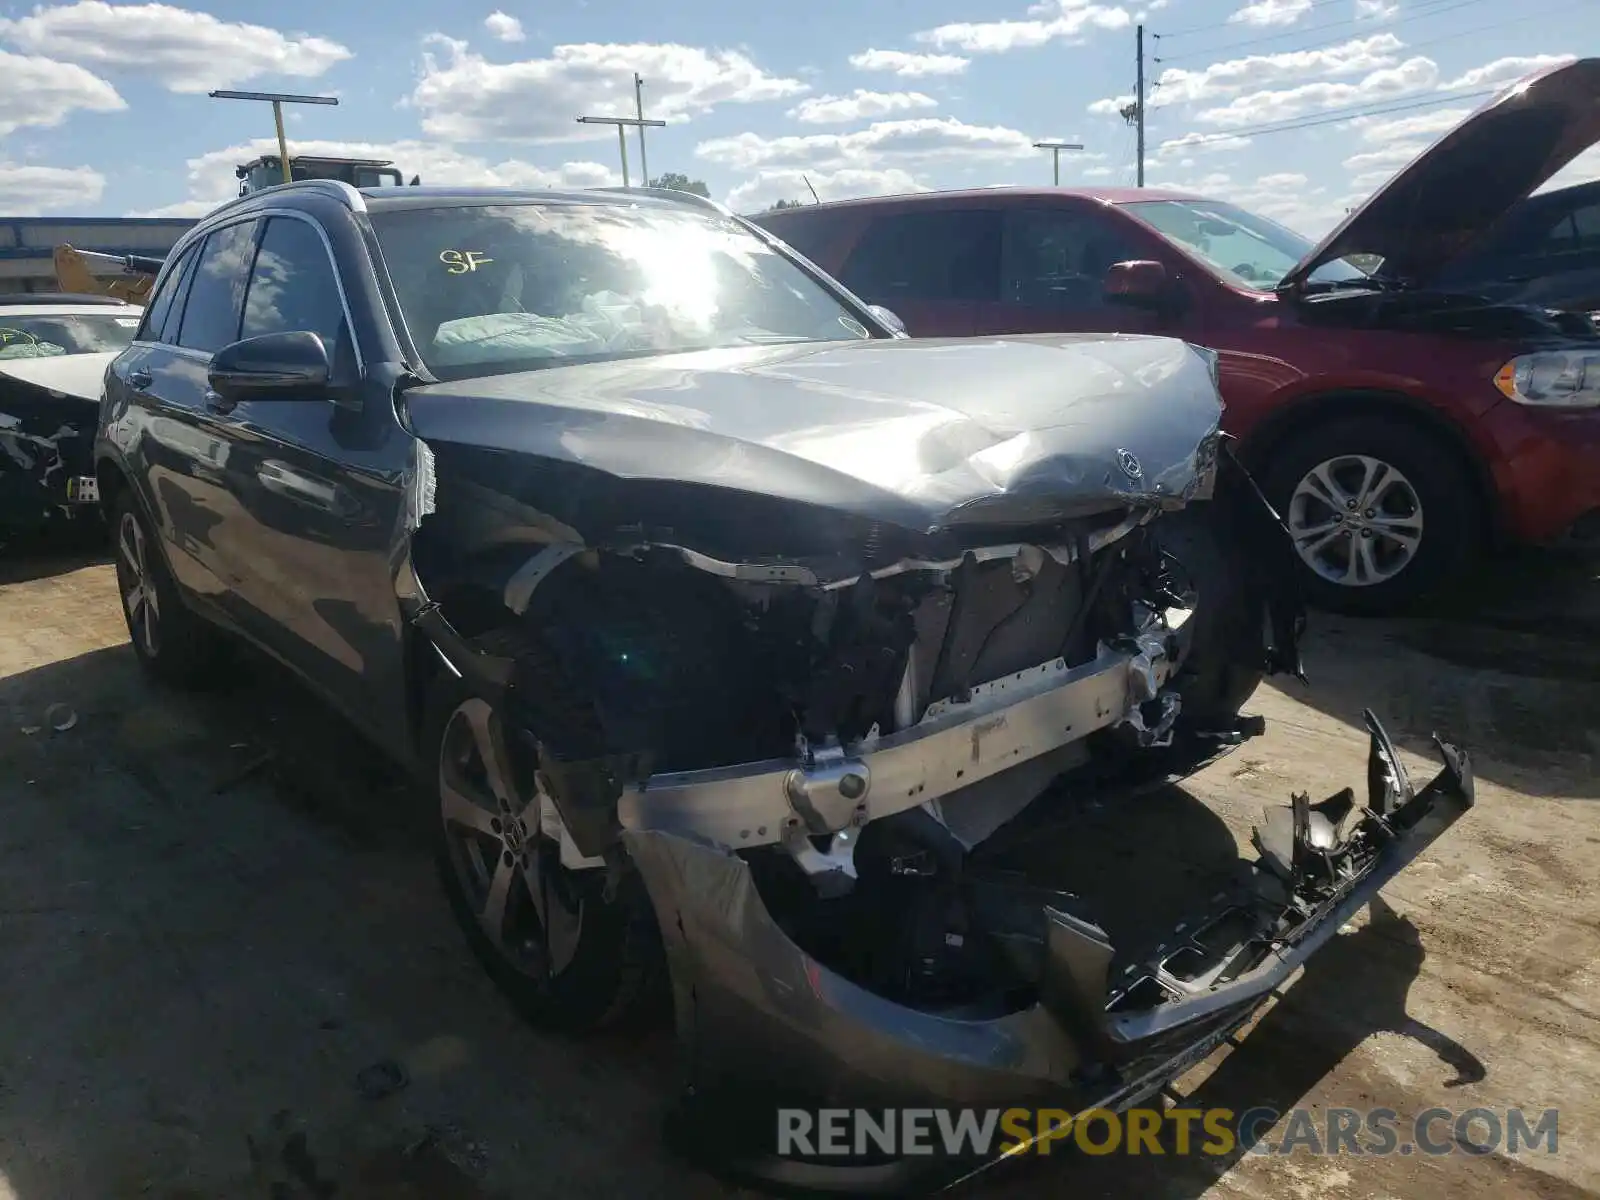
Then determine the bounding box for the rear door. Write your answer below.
[832,207,1001,336]
[108,220,258,614]
[969,203,1171,336]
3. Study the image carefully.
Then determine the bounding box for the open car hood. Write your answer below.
[1279,56,1600,293]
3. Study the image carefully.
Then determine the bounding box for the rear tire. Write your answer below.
[1260,415,1479,615]
[109,488,224,687]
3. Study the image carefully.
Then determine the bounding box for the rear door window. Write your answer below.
[176,219,259,353]
[999,208,1144,309]
[839,209,1001,304]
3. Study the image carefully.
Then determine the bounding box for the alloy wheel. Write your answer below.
[438,697,584,978]
[115,510,161,657]
[1286,455,1424,588]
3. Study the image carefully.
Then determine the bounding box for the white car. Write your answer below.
[0,293,143,538]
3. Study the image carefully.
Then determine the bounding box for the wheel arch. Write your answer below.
[94,451,130,519]
[1235,389,1502,539]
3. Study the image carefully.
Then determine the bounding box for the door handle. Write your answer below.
[127,368,152,389]
[204,389,237,414]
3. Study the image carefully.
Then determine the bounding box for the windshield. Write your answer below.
[369,202,873,379]
[1122,199,1371,291]
[0,312,139,359]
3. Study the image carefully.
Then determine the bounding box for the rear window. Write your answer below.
[0,313,139,359]
[839,209,1002,303]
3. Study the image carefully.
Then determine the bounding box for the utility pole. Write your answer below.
[1032,139,1084,185]
[209,89,339,185]
[576,113,664,187]
[1135,24,1146,187]
[633,74,651,187]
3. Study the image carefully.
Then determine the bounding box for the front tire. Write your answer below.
[1156,504,1265,730]
[110,488,223,687]
[1261,415,1479,614]
[423,631,660,1033]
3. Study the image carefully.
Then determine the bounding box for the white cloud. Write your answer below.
[1356,0,1400,17]
[0,48,125,135]
[915,0,1131,54]
[1347,106,1471,143]
[1082,164,1114,177]
[729,166,924,212]
[1195,56,1438,126]
[1132,34,1404,108]
[0,1,351,93]
[696,117,1038,172]
[1342,141,1424,173]
[483,11,524,42]
[410,36,807,142]
[1227,0,1311,27]
[1542,146,1600,193]
[1154,131,1253,157]
[1349,169,1396,191]
[847,48,969,77]
[1439,53,1574,92]
[789,90,937,124]
[0,161,106,213]
[134,137,618,216]
[1088,93,1134,116]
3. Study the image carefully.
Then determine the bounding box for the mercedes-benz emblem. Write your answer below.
[1116,448,1143,481]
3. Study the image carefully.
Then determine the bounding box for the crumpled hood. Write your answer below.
[0,350,116,404]
[403,333,1224,531]
[1280,56,1600,292]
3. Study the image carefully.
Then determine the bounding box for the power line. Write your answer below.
[1150,86,1495,149]
[1155,0,1491,64]
[1377,0,1586,57]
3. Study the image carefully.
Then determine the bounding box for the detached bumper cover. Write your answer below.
[626,710,1472,1191]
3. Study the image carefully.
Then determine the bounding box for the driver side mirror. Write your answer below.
[208,331,331,402]
[1103,259,1173,310]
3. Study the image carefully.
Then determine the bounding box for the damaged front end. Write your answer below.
[0,355,111,538]
[630,713,1471,1192]
[386,334,1468,1192]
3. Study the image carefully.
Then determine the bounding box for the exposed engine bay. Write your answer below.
[411,430,1281,980]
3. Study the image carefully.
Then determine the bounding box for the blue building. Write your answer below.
[0,216,196,295]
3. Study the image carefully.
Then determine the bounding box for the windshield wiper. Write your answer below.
[1289,276,1404,296]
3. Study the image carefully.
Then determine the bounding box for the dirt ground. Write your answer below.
[1,538,1597,1200]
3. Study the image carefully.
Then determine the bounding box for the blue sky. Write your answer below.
[0,0,1593,232]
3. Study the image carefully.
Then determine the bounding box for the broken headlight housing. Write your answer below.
[1494,350,1600,409]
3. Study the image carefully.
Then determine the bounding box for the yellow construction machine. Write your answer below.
[52,245,164,305]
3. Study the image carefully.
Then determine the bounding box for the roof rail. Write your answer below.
[586,184,730,217]
[208,176,367,220]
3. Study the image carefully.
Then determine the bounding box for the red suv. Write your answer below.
[754,58,1600,613]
